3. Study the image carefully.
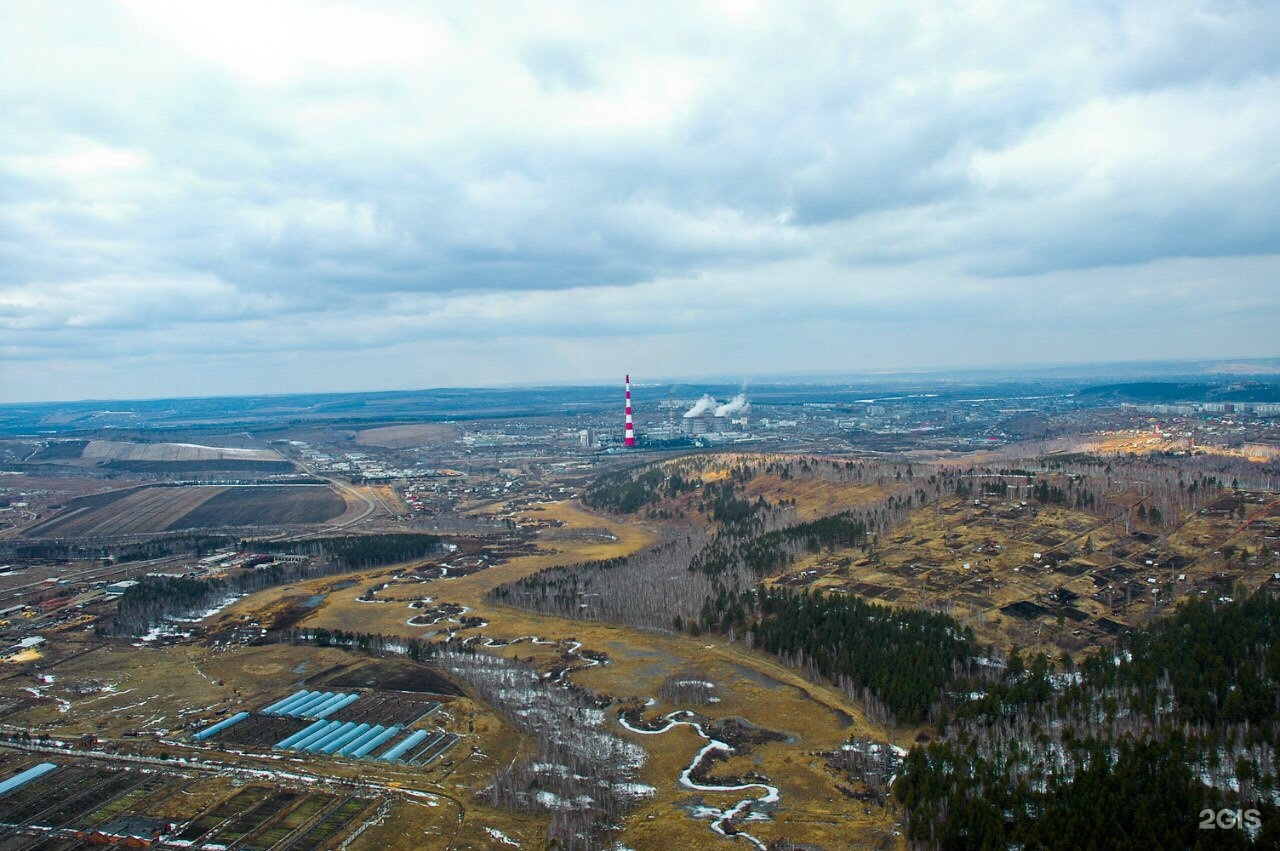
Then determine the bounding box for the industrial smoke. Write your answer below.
[684,395,718,418]
[714,394,749,417]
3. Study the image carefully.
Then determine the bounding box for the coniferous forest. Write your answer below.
[752,587,975,724]
[896,591,1280,848]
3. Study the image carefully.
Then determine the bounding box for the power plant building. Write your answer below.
[682,393,750,435]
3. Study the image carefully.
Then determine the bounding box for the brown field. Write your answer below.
[368,484,408,514]
[354,423,459,449]
[0,474,139,499]
[25,484,346,537]
[0,477,146,536]
[24,485,226,537]
[170,485,346,529]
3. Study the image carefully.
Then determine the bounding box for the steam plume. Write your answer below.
[714,394,750,417]
[683,394,718,418]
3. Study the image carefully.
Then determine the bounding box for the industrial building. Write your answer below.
[681,393,750,435]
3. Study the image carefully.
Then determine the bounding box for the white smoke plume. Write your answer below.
[714,393,750,417]
[683,394,718,418]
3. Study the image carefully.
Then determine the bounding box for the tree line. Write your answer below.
[2,533,231,563]
[102,533,445,635]
[250,533,442,568]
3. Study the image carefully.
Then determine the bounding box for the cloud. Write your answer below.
[0,0,1278,400]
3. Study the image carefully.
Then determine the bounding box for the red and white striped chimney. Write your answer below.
[624,374,636,447]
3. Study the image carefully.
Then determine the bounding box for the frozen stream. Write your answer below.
[619,710,778,849]
[460,631,777,846]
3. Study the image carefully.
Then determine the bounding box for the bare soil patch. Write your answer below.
[25,484,345,537]
[169,485,345,529]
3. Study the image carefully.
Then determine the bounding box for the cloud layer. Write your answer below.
[2,1,1278,400]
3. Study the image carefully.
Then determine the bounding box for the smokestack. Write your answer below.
[624,374,636,447]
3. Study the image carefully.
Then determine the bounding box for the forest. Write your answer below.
[581,465,692,513]
[896,591,1280,848]
[106,574,221,635]
[751,587,975,724]
[250,532,443,568]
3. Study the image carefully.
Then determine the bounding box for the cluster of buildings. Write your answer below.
[291,442,452,482]
[1131,402,1280,417]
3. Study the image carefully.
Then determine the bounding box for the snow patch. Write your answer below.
[484,827,520,847]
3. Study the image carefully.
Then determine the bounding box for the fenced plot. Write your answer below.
[0,764,165,838]
[175,786,274,843]
[79,774,174,830]
[400,731,459,766]
[209,714,309,748]
[278,797,376,850]
[328,692,440,727]
[0,766,134,829]
[0,762,378,850]
[200,789,302,847]
[239,793,345,851]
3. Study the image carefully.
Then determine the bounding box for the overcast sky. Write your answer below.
[2,1,1278,402]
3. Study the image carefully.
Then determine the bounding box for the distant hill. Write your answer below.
[1077,381,1280,404]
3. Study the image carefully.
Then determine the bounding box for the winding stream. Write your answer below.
[454,621,782,846]
[618,709,779,848]
[462,632,780,845]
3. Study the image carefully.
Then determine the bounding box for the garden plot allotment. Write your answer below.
[193,689,457,767]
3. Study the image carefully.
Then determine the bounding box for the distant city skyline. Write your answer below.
[2,1,1278,402]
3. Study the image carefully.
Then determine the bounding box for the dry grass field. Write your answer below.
[368,483,409,514]
[354,423,459,449]
[742,474,891,521]
[605,453,896,523]
[1044,430,1280,463]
